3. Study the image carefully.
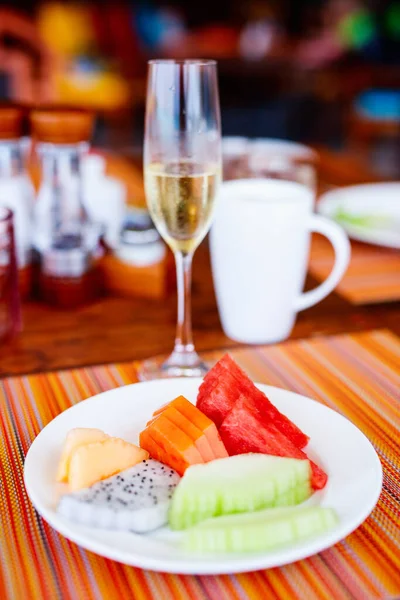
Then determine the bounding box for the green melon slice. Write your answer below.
[183,505,338,553]
[168,454,312,530]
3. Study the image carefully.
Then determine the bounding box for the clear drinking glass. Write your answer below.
[139,59,221,380]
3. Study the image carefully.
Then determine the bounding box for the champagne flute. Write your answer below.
[138,59,221,380]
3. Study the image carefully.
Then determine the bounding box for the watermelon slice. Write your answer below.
[197,361,226,403]
[246,386,309,449]
[197,369,239,427]
[219,395,327,490]
[197,354,309,449]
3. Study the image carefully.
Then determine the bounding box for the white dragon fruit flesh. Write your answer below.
[57,459,180,533]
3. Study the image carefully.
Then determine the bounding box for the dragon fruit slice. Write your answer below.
[57,459,180,533]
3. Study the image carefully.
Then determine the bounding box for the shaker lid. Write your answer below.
[30,107,93,144]
[0,104,25,140]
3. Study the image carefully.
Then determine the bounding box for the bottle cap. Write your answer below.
[0,105,25,140]
[30,108,94,144]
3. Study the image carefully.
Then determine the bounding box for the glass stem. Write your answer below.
[174,251,194,355]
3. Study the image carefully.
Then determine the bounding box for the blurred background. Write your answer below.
[0,0,399,177]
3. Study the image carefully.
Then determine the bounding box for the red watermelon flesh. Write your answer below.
[247,386,309,449]
[196,369,239,427]
[219,394,327,490]
[197,356,244,410]
[197,355,247,403]
[197,361,225,403]
[217,355,309,448]
[197,354,309,449]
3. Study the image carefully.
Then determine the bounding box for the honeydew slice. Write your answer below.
[183,505,338,553]
[169,454,312,530]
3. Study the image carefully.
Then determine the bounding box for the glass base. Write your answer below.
[137,349,209,381]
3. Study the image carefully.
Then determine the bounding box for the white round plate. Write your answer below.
[318,182,400,249]
[24,379,382,574]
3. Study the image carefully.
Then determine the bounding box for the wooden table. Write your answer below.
[0,148,398,378]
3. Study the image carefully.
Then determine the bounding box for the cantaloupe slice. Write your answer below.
[56,428,109,483]
[68,438,149,491]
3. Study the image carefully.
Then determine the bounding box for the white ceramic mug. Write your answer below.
[210,179,351,344]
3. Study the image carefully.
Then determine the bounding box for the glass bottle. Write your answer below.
[0,105,34,298]
[31,109,102,308]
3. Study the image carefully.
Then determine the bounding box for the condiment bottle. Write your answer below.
[31,108,102,308]
[0,105,35,298]
[101,209,174,300]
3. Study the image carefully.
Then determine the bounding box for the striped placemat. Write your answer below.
[1,329,399,600]
[309,234,400,304]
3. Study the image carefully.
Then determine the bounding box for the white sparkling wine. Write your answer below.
[145,161,220,253]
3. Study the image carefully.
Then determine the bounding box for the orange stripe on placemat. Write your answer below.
[309,234,400,304]
[1,329,400,600]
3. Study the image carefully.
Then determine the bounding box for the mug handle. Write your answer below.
[294,215,351,312]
